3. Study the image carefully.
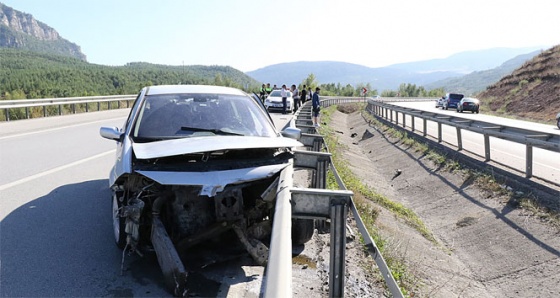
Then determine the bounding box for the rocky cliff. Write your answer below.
[0,3,86,60]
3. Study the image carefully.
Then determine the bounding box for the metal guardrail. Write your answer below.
[0,95,136,121]
[289,100,405,298]
[367,100,559,180]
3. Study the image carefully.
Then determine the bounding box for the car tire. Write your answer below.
[557,119,560,129]
[292,218,314,245]
[112,192,127,249]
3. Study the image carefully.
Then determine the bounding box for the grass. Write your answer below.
[317,102,560,296]
[320,104,430,296]
[358,103,560,228]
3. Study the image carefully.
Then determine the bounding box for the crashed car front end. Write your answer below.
[102,85,305,296]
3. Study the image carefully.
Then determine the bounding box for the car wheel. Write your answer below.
[557,119,560,129]
[112,192,127,249]
[292,218,314,245]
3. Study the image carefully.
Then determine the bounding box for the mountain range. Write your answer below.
[0,2,548,96]
[246,47,545,94]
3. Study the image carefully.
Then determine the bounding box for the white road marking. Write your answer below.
[0,149,115,191]
[0,117,125,140]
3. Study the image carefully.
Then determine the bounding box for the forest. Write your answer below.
[0,49,261,100]
[0,48,444,101]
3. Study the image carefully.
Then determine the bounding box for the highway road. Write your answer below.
[388,101,560,185]
[0,109,292,297]
[1,103,557,296]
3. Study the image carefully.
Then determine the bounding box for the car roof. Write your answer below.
[145,84,247,96]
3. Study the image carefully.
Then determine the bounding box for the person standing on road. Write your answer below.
[291,84,300,113]
[301,85,307,104]
[281,84,288,114]
[260,84,266,102]
[265,83,273,95]
[312,87,321,127]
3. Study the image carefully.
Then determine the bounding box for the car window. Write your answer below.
[132,93,276,140]
[449,94,464,100]
[270,90,281,97]
[269,90,292,97]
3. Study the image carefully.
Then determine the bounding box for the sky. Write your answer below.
[2,0,559,72]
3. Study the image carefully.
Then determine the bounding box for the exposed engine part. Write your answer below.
[247,220,272,241]
[151,215,188,297]
[170,187,215,239]
[214,188,243,221]
[232,223,269,266]
[122,197,144,251]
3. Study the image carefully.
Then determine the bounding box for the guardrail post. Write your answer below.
[43,106,47,117]
[72,103,76,114]
[526,144,533,178]
[402,113,406,129]
[484,134,491,161]
[25,107,29,119]
[423,118,427,137]
[438,122,442,143]
[456,127,463,151]
[330,199,348,298]
[97,102,100,111]
[390,110,393,123]
[5,109,9,121]
[86,103,89,112]
[411,115,415,132]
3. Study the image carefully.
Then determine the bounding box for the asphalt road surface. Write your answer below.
[0,109,292,297]
[390,101,559,185]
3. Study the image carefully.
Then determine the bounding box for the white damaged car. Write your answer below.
[100,85,311,295]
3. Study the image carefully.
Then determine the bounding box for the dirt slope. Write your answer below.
[329,109,560,297]
[478,45,560,123]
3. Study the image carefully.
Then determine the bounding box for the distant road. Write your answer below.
[391,101,559,185]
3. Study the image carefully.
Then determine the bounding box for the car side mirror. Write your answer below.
[100,126,123,141]
[281,127,301,140]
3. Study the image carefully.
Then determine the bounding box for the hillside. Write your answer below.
[477,45,560,123]
[0,49,261,99]
[0,3,86,60]
[425,50,541,95]
[246,48,543,92]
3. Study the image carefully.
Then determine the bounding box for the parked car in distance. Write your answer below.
[443,93,464,110]
[556,112,560,129]
[457,97,480,113]
[264,89,293,113]
[435,96,446,109]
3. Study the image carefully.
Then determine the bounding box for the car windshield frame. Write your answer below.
[131,92,277,141]
[269,90,292,97]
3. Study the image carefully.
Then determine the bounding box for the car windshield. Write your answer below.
[449,94,464,100]
[269,90,292,97]
[132,93,277,140]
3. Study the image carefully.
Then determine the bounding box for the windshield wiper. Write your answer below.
[180,126,244,136]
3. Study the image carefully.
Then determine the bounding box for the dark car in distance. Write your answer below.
[457,97,480,113]
[443,93,464,110]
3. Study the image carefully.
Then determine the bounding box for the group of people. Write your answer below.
[259,83,321,127]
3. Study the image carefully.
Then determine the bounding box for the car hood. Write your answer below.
[132,135,302,159]
[137,164,287,197]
